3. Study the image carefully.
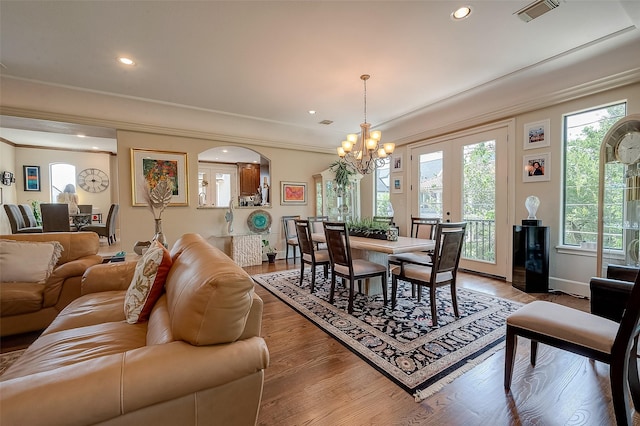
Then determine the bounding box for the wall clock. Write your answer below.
[615,131,640,165]
[78,168,110,193]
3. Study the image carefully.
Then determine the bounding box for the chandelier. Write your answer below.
[336,74,395,175]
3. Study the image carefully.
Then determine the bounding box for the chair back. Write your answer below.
[373,216,394,225]
[295,219,315,257]
[78,204,93,214]
[282,215,300,240]
[308,216,328,234]
[106,204,119,235]
[40,203,71,232]
[323,221,353,273]
[432,222,467,274]
[18,204,39,227]
[612,268,640,363]
[4,204,27,233]
[411,216,441,239]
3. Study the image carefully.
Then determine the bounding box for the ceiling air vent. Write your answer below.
[319,120,333,125]
[515,0,560,22]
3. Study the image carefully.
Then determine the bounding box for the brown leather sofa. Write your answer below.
[0,232,102,336]
[0,233,269,425]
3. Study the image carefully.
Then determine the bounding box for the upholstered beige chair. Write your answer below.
[282,215,300,261]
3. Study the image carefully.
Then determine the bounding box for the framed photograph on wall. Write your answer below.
[391,153,403,172]
[523,119,551,150]
[131,148,189,206]
[280,181,307,205]
[523,152,550,183]
[23,166,41,191]
[391,176,403,193]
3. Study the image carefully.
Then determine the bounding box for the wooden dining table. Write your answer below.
[311,233,435,295]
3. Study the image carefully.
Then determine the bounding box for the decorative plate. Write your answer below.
[247,209,272,233]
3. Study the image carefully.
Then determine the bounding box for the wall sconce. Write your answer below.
[1,171,15,186]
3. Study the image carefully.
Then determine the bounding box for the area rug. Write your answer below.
[252,269,523,402]
[0,349,26,376]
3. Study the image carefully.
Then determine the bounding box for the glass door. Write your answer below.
[411,126,508,277]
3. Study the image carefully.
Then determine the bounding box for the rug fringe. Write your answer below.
[413,341,506,402]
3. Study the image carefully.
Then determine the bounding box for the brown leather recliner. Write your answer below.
[0,232,102,336]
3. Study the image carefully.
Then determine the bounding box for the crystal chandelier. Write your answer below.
[336,74,395,175]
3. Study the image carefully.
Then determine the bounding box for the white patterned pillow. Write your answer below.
[124,240,172,324]
[0,239,63,283]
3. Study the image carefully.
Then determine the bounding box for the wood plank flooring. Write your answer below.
[2,250,636,425]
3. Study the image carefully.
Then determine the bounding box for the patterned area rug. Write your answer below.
[252,269,523,401]
[0,349,26,376]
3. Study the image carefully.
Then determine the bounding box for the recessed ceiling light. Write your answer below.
[77,133,86,138]
[92,146,99,150]
[117,57,135,66]
[222,149,228,153]
[308,110,316,115]
[451,6,471,20]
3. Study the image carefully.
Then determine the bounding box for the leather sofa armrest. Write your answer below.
[42,255,104,307]
[238,291,264,340]
[590,277,633,322]
[81,261,138,295]
[606,264,639,281]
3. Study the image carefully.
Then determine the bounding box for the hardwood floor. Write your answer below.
[2,254,636,425]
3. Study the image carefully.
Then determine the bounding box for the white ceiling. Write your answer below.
[1,1,640,154]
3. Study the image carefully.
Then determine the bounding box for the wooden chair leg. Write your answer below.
[310,264,317,293]
[530,341,538,366]
[450,282,459,317]
[381,273,388,306]
[504,326,517,390]
[391,275,398,309]
[348,279,355,314]
[329,274,336,304]
[610,356,633,426]
[286,245,290,260]
[629,336,640,408]
[323,264,328,278]
[430,286,438,326]
[299,262,305,287]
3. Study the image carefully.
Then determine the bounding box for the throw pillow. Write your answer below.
[0,239,63,283]
[124,240,172,324]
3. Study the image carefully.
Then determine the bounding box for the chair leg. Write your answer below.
[610,354,633,426]
[450,282,459,317]
[381,272,388,306]
[391,275,398,309]
[329,274,336,304]
[504,325,517,390]
[430,286,438,326]
[348,279,355,314]
[285,245,290,261]
[629,336,640,409]
[323,264,328,278]
[310,264,317,293]
[530,341,538,366]
[299,262,305,288]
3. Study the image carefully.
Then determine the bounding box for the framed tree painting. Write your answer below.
[131,148,189,206]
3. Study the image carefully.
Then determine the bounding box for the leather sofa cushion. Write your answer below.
[43,291,127,335]
[167,233,255,346]
[0,239,63,283]
[0,282,44,315]
[1,232,99,265]
[1,320,147,381]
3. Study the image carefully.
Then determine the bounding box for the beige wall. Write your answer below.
[116,130,335,255]
[0,141,17,234]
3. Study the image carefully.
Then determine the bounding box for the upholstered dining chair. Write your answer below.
[373,216,394,225]
[18,204,40,228]
[3,204,42,234]
[40,203,71,232]
[391,222,467,326]
[323,221,388,314]
[388,216,442,267]
[78,204,93,214]
[282,215,300,262]
[295,219,330,293]
[504,268,640,426]
[308,216,329,249]
[80,203,119,244]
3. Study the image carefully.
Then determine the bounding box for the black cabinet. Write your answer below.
[512,225,549,293]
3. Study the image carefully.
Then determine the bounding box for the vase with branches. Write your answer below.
[141,179,173,247]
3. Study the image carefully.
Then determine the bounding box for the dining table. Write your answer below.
[311,232,435,295]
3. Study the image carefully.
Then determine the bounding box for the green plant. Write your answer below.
[330,160,355,196]
[347,217,391,235]
[262,239,276,254]
[30,200,42,226]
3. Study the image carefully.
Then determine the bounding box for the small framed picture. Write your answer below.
[391,176,403,193]
[281,181,307,205]
[23,166,41,191]
[523,119,550,150]
[391,153,403,172]
[523,153,550,183]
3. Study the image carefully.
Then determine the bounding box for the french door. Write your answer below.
[410,125,509,278]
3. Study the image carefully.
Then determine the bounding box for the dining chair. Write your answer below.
[282,215,300,262]
[308,216,329,249]
[3,204,42,234]
[323,221,388,314]
[388,216,441,267]
[40,203,72,232]
[373,216,394,225]
[18,204,41,229]
[78,204,93,214]
[391,222,467,326]
[80,204,119,244]
[295,219,330,293]
[504,268,640,426]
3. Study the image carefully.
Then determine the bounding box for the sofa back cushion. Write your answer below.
[0,239,63,283]
[166,233,255,346]
[0,232,99,264]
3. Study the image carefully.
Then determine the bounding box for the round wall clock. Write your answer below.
[78,168,110,193]
[615,131,640,165]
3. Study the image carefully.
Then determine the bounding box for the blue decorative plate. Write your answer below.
[247,210,272,233]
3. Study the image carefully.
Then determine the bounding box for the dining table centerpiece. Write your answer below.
[347,217,397,241]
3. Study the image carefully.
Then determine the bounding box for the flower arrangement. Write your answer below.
[141,179,173,219]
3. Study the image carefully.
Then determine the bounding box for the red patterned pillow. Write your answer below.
[124,240,172,324]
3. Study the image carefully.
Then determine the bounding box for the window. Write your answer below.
[50,163,76,201]
[198,163,237,207]
[374,158,391,216]
[563,102,626,246]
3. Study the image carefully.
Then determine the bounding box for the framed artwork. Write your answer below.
[280,181,307,205]
[523,119,550,150]
[391,153,403,172]
[23,166,41,191]
[391,176,403,193]
[523,152,550,183]
[131,148,189,206]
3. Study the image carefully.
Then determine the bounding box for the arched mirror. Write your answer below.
[197,146,271,208]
